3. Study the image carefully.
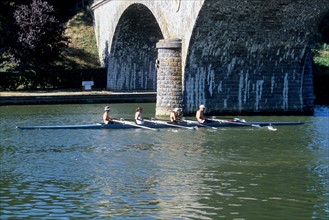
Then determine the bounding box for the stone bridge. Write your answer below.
[92,0,328,116]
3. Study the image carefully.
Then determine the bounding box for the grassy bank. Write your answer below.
[61,10,100,69]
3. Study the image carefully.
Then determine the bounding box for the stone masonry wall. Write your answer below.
[155,39,183,116]
[93,0,329,115]
[106,4,163,91]
[183,0,329,115]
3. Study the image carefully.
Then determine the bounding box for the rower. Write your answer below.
[196,104,206,123]
[135,107,144,124]
[103,106,112,124]
[170,108,182,123]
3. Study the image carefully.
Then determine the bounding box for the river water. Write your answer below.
[0,104,328,219]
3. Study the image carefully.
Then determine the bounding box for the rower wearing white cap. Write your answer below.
[196,104,206,123]
[103,106,112,124]
[170,107,182,123]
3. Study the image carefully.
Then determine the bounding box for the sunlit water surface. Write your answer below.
[1,104,328,219]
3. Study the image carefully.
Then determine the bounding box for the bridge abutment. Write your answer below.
[155,38,183,116]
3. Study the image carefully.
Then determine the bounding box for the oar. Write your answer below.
[207,117,267,129]
[182,118,217,130]
[207,117,258,127]
[112,119,158,131]
[144,119,195,130]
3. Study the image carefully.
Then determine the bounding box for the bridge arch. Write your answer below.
[183,0,328,115]
[106,3,163,90]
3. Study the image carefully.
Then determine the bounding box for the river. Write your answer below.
[0,104,328,219]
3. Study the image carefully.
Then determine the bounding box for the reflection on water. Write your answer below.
[0,104,328,219]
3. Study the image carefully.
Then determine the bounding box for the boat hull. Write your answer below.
[16,120,304,130]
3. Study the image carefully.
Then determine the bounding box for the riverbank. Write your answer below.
[0,90,156,105]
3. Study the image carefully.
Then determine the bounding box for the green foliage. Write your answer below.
[10,0,68,71]
[0,1,101,91]
[312,12,329,104]
[313,45,329,69]
[0,1,24,71]
[314,56,329,68]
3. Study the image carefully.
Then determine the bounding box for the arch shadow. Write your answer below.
[105,3,163,91]
[184,0,325,115]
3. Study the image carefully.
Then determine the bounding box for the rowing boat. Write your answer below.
[16,119,304,130]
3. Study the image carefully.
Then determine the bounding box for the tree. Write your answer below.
[0,0,76,71]
[10,0,68,71]
[0,0,25,70]
[3,0,70,88]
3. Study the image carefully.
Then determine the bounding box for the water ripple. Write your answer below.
[1,105,328,219]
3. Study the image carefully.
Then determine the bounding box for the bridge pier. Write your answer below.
[155,39,183,116]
